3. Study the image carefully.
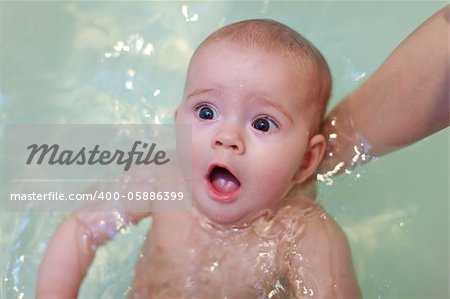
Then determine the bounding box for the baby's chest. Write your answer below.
[135,228,284,298]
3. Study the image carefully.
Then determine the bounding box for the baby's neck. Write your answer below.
[190,190,313,241]
[190,206,258,241]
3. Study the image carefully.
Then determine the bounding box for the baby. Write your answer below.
[37,20,361,299]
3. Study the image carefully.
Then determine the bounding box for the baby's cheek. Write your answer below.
[252,164,293,201]
[190,144,202,167]
[191,133,209,157]
[258,151,298,183]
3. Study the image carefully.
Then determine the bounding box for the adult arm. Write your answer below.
[318,5,449,177]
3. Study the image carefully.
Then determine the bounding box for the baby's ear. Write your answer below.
[292,134,326,184]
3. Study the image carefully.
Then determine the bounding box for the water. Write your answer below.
[1,1,448,298]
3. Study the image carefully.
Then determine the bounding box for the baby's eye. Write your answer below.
[196,105,216,120]
[252,117,278,132]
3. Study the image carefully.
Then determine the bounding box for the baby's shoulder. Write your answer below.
[281,196,351,262]
[254,192,348,253]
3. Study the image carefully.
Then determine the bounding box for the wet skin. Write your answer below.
[128,41,361,298]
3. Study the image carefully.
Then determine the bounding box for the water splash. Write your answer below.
[181,5,199,22]
[317,115,376,186]
[103,34,154,60]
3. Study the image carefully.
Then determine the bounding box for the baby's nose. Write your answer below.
[211,127,245,154]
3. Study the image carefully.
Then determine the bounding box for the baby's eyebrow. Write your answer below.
[257,97,293,124]
[185,88,215,101]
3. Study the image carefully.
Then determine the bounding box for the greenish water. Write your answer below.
[1,1,448,298]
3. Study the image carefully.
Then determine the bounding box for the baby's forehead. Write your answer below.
[191,39,319,86]
[191,38,321,89]
[189,42,320,109]
[197,36,314,68]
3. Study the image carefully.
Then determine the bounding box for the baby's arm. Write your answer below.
[36,208,150,299]
[319,5,449,175]
[288,208,361,299]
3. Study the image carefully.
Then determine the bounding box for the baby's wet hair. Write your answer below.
[193,19,332,133]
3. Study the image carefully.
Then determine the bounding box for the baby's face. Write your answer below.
[176,40,322,226]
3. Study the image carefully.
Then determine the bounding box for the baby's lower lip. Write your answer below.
[206,179,240,203]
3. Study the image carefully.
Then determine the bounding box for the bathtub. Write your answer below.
[0,1,448,298]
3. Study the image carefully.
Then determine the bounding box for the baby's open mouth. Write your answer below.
[208,165,241,195]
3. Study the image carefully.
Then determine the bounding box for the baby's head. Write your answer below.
[186,19,331,133]
[176,19,331,226]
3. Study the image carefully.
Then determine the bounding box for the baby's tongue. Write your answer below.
[210,167,240,194]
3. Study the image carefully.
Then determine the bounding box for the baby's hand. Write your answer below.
[36,170,152,299]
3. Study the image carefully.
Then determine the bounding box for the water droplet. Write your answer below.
[127,69,135,77]
[181,4,199,22]
[135,38,144,52]
[114,41,125,52]
[125,80,133,90]
[143,43,154,56]
[190,14,199,22]
[353,71,366,81]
